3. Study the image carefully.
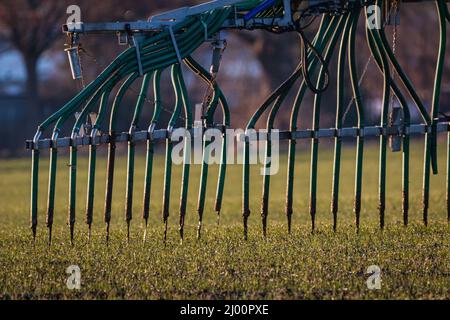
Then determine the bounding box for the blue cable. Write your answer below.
[244,0,277,21]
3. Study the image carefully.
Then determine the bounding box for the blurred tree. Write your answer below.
[0,0,448,154]
[0,0,72,120]
[237,30,299,94]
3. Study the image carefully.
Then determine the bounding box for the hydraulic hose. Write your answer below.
[125,72,153,242]
[142,69,164,243]
[309,14,346,232]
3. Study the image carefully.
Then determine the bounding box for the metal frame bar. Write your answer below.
[26,122,450,150]
[62,1,447,35]
[63,0,341,35]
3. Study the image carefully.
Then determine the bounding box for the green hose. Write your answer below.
[28,3,288,241]
[36,10,228,132]
[330,13,353,232]
[162,64,183,242]
[30,148,39,242]
[142,69,164,243]
[86,88,113,239]
[309,15,346,233]
[44,8,229,242]
[31,1,448,241]
[125,72,153,242]
[242,14,339,238]
[285,15,334,233]
[347,9,366,231]
[184,58,220,240]
[424,0,447,225]
[260,22,335,236]
[176,66,193,242]
[366,18,412,228]
[46,146,57,245]
[365,3,392,230]
[66,73,131,244]
[184,56,230,230]
[104,73,139,243]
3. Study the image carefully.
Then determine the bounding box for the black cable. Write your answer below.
[292,4,331,95]
[297,28,330,94]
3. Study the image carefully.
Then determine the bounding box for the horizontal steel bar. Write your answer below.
[62,0,448,34]
[26,122,450,150]
[63,17,295,35]
[62,0,353,35]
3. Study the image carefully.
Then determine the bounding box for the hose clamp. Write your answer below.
[32,130,43,150]
[128,125,137,143]
[51,129,60,149]
[168,26,183,65]
[70,131,79,147]
[147,122,156,141]
[90,128,99,145]
[167,126,174,140]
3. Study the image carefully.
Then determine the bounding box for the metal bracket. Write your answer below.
[65,33,83,80]
[211,33,226,75]
[25,122,450,150]
[128,125,138,143]
[62,0,399,37]
[168,25,183,64]
[147,122,157,141]
[389,105,403,152]
[132,35,145,76]
[61,0,299,36]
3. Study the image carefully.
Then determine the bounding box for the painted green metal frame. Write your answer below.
[28,1,450,244]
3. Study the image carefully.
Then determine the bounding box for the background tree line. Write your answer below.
[0,0,448,155]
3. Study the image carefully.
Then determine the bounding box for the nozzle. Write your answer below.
[65,46,83,80]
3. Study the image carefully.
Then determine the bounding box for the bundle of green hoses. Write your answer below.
[30,0,281,243]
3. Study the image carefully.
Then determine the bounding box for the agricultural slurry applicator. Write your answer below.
[26,0,450,244]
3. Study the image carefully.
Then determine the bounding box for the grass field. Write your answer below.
[0,140,448,299]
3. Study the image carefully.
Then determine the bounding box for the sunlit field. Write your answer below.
[0,140,448,299]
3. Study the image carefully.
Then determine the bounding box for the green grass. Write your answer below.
[0,140,448,299]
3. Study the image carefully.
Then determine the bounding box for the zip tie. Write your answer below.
[125,24,144,76]
[168,26,183,65]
